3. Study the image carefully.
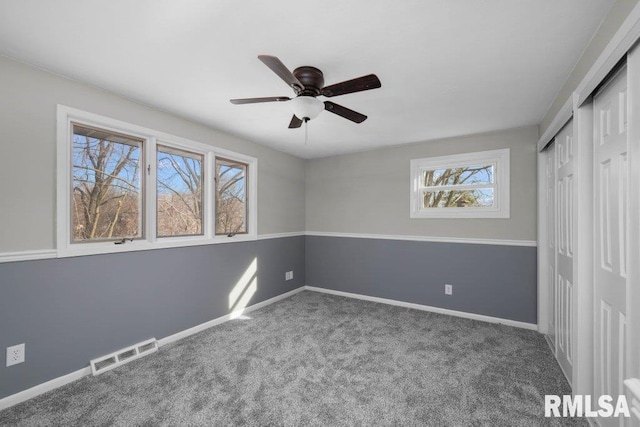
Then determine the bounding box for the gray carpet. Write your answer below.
[0,291,583,426]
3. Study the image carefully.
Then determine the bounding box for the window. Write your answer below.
[157,146,204,237]
[215,158,247,235]
[72,124,144,241]
[57,106,257,257]
[410,148,509,218]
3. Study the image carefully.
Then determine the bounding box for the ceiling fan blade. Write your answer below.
[230,96,290,105]
[288,115,303,129]
[258,55,304,92]
[321,74,381,97]
[324,101,367,123]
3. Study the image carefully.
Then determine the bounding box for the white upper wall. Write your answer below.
[4,0,637,252]
[0,55,306,253]
[305,126,538,241]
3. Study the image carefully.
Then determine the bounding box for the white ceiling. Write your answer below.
[0,0,615,158]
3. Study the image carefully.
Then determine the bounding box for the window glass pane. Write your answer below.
[215,158,247,235]
[422,164,493,187]
[157,145,204,237]
[423,188,494,208]
[72,124,143,241]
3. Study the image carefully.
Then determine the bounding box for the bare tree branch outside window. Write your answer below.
[421,164,494,208]
[72,125,142,241]
[156,146,203,237]
[215,158,247,235]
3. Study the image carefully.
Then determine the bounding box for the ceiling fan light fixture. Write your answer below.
[291,96,324,121]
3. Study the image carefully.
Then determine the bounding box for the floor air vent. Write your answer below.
[90,338,158,376]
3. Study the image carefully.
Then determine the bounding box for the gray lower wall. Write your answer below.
[0,236,304,400]
[305,236,537,324]
[1,234,538,401]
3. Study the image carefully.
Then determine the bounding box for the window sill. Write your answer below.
[57,234,258,259]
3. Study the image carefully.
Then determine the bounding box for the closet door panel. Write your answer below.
[555,120,575,381]
[593,65,628,426]
[547,143,557,350]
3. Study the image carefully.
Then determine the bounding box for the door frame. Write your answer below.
[626,41,640,391]
[537,1,640,395]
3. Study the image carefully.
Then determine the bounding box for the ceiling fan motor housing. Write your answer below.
[293,66,324,96]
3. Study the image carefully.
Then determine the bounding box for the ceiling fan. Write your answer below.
[230,55,381,128]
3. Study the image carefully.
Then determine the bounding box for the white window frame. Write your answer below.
[57,105,257,258]
[410,148,510,219]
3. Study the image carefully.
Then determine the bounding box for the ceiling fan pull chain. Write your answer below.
[305,119,308,145]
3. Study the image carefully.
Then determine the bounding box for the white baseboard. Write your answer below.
[304,286,538,330]
[0,366,91,411]
[157,286,305,347]
[0,285,533,411]
[0,286,305,412]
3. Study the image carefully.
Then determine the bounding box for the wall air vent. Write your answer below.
[90,338,158,376]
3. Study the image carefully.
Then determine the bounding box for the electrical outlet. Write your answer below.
[6,344,25,367]
[285,271,294,281]
[445,284,453,295]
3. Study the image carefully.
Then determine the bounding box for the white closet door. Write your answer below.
[547,143,557,351]
[555,120,575,381]
[593,64,628,424]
